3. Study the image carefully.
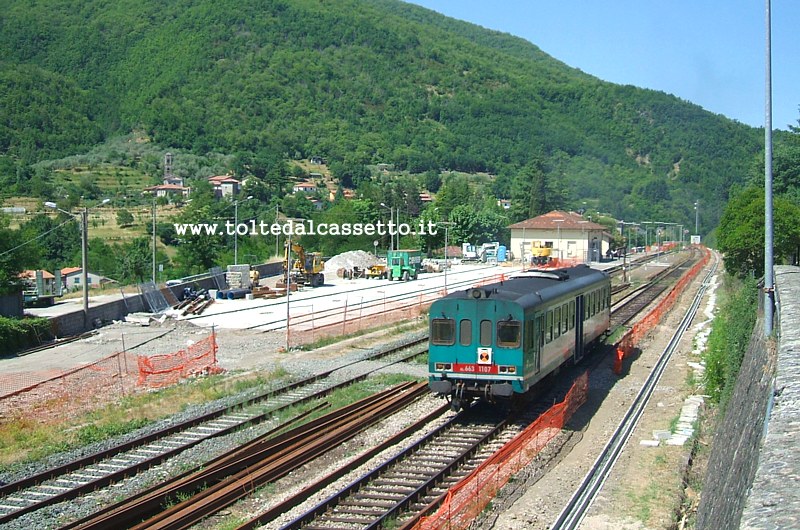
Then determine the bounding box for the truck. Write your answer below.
[461,243,480,262]
[284,243,325,287]
[20,269,62,307]
[387,249,421,281]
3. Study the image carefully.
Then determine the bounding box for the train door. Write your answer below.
[574,294,585,362]
[536,314,544,373]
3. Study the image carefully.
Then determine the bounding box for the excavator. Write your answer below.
[284,242,325,287]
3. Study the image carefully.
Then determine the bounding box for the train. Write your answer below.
[428,265,611,410]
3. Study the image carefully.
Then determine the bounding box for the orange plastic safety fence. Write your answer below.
[413,372,589,530]
[614,248,711,374]
[0,332,221,423]
[136,332,221,388]
[0,351,140,424]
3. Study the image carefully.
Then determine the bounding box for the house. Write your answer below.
[60,267,115,291]
[208,175,241,198]
[497,199,511,210]
[419,192,433,203]
[143,183,190,199]
[163,175,185,187]
[309,156,326,165]
[292,181,317,194]
[508,210,611,264]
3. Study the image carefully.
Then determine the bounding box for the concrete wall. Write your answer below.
[51,262,285,336]
[740,266,800,529]
[695,320,774,530]
[50,293,148,337]
[696,265,800,530]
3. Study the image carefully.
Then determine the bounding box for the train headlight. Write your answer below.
[498,365,517,374]
[435,363,452,371]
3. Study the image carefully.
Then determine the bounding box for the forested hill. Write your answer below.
[1,0,762,224]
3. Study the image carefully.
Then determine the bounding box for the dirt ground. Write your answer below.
[487,252,718,529]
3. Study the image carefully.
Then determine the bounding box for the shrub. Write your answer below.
[0,316,54,354]
[703,276,758,411]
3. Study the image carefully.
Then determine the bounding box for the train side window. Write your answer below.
[591,291,597,316]
[480,319,492,347]
[497,321,521,348]
[554,307,561,338]
[562,303,569,332]
[431,318,455,345]
[459,319,472,346]
[583,295,589,321]
[546,311,553,343]
[538,315,545,349]
[569,301,576,330]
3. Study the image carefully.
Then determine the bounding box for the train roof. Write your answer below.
[439,265,609,308]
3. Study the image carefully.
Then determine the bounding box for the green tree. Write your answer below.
[0,216,26,295]
[717,187,800,277]
[116,209,134,227]
[116,238,152,283]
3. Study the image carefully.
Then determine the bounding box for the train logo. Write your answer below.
[477,347,492,365]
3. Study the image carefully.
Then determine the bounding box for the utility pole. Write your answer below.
[764,0,775,335]
[152,195,156,284]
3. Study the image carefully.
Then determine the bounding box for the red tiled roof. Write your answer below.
[61,267,82,275]
[208,175,240,184]
[508,210,606,231]
[145,184,188,191]
[20,269,55,279]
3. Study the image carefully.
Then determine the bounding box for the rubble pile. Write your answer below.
[323,250,381,278]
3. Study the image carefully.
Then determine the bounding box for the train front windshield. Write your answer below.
[496,321,521,348]
[431,318,455,345]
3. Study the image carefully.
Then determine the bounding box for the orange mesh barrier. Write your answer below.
[412,372,589,530]
[0,351,140,424]
[136,332,221,388]
[0,332,220,423]
[613,247,711,374]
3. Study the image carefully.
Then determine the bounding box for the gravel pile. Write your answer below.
[323,250,380,278]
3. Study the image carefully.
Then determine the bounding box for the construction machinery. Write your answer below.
[530,241,552,265]
[365,262,388,279]
[284,243,325,287]
[387,249,421,281]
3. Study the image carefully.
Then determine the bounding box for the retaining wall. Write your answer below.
[696,265,799,529]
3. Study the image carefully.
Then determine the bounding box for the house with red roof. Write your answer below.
[208,175,241,198]
[143,183,190,199]
[508,210,611,264]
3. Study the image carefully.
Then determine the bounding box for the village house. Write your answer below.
[208,175,241,198]
[60,267,115,291]
[508,210,611,264]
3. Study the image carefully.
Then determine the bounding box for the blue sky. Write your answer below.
[406,1,799,131]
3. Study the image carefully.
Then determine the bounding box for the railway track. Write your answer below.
[0,337,428,526]
[552,251,717,529]
[4,250,701,529]
[610,250,698,328]
[62,382,430,530]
